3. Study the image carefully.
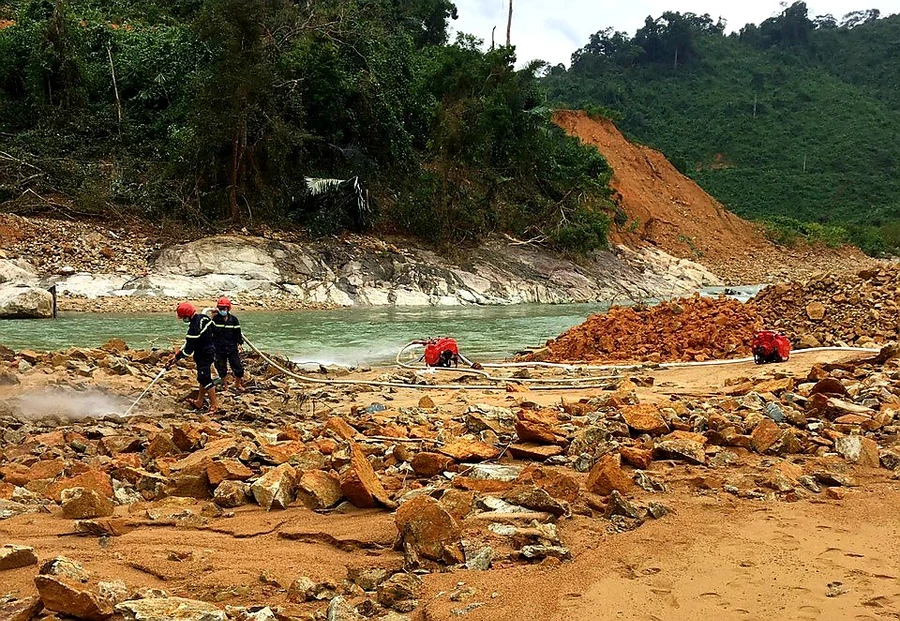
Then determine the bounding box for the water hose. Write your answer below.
[122,367,166,417]
[394,342,624,384]
[243,336,619,391]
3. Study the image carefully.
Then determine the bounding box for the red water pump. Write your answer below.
[421,337,460,368]
[752,330,792,364]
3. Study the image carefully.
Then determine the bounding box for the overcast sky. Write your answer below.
[451,0,900,66]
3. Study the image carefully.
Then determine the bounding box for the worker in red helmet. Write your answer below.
[166,302,220,412]
[211,296,246,391]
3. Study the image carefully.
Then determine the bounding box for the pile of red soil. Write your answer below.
[533,295,764,363]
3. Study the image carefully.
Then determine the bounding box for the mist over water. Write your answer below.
[11,388,129,421]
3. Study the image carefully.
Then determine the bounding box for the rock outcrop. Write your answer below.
[0,283,52,319]
[45,235,720,307]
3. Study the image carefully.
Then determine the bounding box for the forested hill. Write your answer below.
[0,1,613,253]
[545,3,900,255]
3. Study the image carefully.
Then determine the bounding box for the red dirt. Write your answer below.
[532,295,764,363]
[552,110,874,284]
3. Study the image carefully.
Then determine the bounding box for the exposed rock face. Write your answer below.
[0,283,52,319]
[45,234,720,306]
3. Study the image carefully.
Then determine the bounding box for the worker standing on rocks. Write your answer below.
[167,302,221,412]
[212,296,246,391]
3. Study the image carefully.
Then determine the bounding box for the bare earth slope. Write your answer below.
[552,110,874,284]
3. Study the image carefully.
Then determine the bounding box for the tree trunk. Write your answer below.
[506,0,513,47]
[230,121,242,222]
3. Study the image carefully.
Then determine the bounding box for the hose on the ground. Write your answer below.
[243,336,619,391]
[245,336,880,392]
[394,342,623,384]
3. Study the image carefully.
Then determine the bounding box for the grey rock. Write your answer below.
[116,597,227,621]
[605,490,642,519]
[0,283,52,319]
[647,502,672,519]
[464,545,494,571]
[39,556,89,582]
[519,545,571,560]
[764,403,785,423]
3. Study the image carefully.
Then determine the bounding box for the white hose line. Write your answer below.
[244,336,617,392]
[245,336,880,393]
[395,342,624,384]
[467,346,881,372]
[657,346,881,369]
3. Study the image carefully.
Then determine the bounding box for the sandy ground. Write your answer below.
[2,350,899,620]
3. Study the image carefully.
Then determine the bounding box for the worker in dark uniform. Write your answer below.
[211,296,246,391]
[167,301,220,412]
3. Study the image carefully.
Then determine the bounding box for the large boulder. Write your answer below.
[0,283,53,319]
[0,258,37,284]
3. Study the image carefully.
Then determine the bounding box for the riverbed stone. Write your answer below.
[340,443,396,509]
[251,464,296,511]
[296,470,343,510]
[585,454,633,496]
[395,496,463,564]
[0,283,53,319]
[0,544,38,570]
[34,575,113,621]
[116,597,227,621]
[61,488,115,519]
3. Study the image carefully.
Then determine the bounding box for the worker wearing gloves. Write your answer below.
[167,302,221,412]
[212,296,246,391]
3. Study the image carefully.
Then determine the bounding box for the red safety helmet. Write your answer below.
[176,302,195,320]
[217,296,232,309]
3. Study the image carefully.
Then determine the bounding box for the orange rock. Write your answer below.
[514,465,580,502]
[34,576,112,621]
[395,496,463,564]
[663,430,708,445]
[296,470,343,510]
[170,438,239,474]
[620,404,670,435]
[3,459,65,487]
[339,443,396,509]
[751,419,781,453]
[619,446,654,469]
[585,454,633,496]
[47,470,113,503]
[60,488,115,519]
[172,425,203,452]
[439,489,475,521]
[515,410,564,445]
[451,477,513,494]
[258,440,306,465]
[439,439,500,462]
[206,459,253,487]
[325,417,357,440]
[145,433,178,458]
[316,438,338,455]
[411,452,455,478]
[507,443,564,460]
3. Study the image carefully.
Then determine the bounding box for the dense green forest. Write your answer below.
[546,2,900,254]
[0,0,614,251]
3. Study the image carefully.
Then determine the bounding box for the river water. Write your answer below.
[0,286,762,366]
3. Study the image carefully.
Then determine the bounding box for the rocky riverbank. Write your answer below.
[0,340,898,621]
[0,214,723,314]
